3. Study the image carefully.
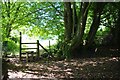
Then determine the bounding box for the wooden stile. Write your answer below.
[19,32,49,62]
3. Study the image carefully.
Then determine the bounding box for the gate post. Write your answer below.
[19,32,22,61]
[49,40,51,53]
[37,40,39,59]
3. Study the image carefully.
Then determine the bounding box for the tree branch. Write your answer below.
[49,2,63,16]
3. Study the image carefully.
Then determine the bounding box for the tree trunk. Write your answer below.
[63,2,107,59]
[63,2,90,59]
[72,2,78,36]
[5,0,11,38]
[71,2,90,51]
[63,2,73,59]
[64,2,73,41]
[3,0,11,57]
[86,3,107,48]
[114,10,120,49]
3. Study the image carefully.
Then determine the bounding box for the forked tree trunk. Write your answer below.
[63,2,107,59]
[63,2,90,59]
[71,2,90,51]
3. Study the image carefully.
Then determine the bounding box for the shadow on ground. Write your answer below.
[7,56,120,80]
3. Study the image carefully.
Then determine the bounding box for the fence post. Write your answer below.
[37,40,39,59]
[20,32,22,61]
[49,40,51,53]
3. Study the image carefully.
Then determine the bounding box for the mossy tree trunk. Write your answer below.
[63,2,90,59]
[63,2,107,59]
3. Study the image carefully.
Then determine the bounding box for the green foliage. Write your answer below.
[7,40,19,52]
[3,38,19,55]
[1,2,64,57]
[1,1,120,59]
[1,2,64,40]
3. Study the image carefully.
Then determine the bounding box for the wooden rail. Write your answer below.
[21,43,37,44]
[21,48,38,50]
[39,43,49,53]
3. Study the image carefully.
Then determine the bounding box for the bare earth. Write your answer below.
[8,57,120,80]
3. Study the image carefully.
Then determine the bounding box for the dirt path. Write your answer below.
[8,57,120,79]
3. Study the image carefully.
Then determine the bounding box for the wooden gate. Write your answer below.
[19,32,40,61]
[19,32,49,61]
